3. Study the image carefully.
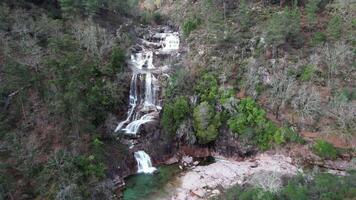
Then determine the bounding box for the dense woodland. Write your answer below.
[0,0,355,199]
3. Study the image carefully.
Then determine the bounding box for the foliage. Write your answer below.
[227,98,296,150]
[311,32,327,45]
[46,35,125,133]
[162,97,190,136]
[326,15,342,39]
[193,101,221,144]
[214,171,356,200]
[228,97,266,135]
[59,0,139,16]
[195,73,219,104]
[306,0,321,25]
[237,0,252,31]
[109,47,125,73]
[37,150,105,199]
[182,17,201,37]
[139,11,165,25]
[266,7,301,45]
[312,139,338,159]
[300,64,315,81]
[165,68,195,99]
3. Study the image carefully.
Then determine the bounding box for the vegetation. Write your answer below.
[228,98,290,150]
[193,102,221,144]
[182,17,201,37]
[195,73,219,104]
[266,6,301,46]
[326,15,342,39]
[312,139,338,159]
[162,97,190,136]
[214,171,356,200]
[306,0,321,25]
[1,0,355,199]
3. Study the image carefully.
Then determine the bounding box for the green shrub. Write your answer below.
[228,97,267,135]
[193,102,221,144]
[326,15,342,39]
[282,126,305,144]
[162,97,190,136]
[237,0,252,31]
[228,97,280,149]
[306,0,321,25]
[109,47,125,73]
[75,155,105,178]
[182,17,201,37]
[195,73,219,104]
[227,98,297,150]
[311,32,327,45]
[300,64,315,81]
[266,7,301,45]
[313,139,338,159]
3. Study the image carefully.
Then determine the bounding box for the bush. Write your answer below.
[193,102,221,144]
[228,97,281,150]
[162,97,190,136]
[313,139,338,159]
[228,97,267,135]
[266,7,301,45]
[300,64,315,81]
[195,73,219,104]
[237,0,252,31]
[306,0,321,25]
[182,17,201,37]
[109,47,125,73]
[311,32,327,45]
[326,15,342,39]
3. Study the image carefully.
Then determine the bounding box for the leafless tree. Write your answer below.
[292,84,321,122]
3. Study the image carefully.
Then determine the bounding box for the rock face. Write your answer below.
[169,153,299,200]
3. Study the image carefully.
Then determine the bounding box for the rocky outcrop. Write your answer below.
[168,153,299,200]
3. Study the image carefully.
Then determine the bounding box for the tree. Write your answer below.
[162,97,190,136]
[193,101,221,144]
[305,0,321,25]
[266,7,301,46]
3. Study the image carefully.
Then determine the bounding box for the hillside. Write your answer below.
[0,0,355,200]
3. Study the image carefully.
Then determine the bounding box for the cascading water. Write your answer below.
[115,28,179,135]
[134,151,157,174]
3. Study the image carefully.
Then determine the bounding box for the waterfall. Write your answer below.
[134,151,157,174]
[115,28,179,135]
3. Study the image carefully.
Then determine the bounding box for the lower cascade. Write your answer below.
[134,151,157,174]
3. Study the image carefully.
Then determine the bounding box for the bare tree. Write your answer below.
[72,18,115,59]
[292,84,321,122]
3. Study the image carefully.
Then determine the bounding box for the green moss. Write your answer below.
[313,139,338,160]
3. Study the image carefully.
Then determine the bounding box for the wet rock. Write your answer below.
[165,156,179,165]
[182,156,193,165]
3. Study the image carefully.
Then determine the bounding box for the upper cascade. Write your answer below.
[115,27,180,135]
